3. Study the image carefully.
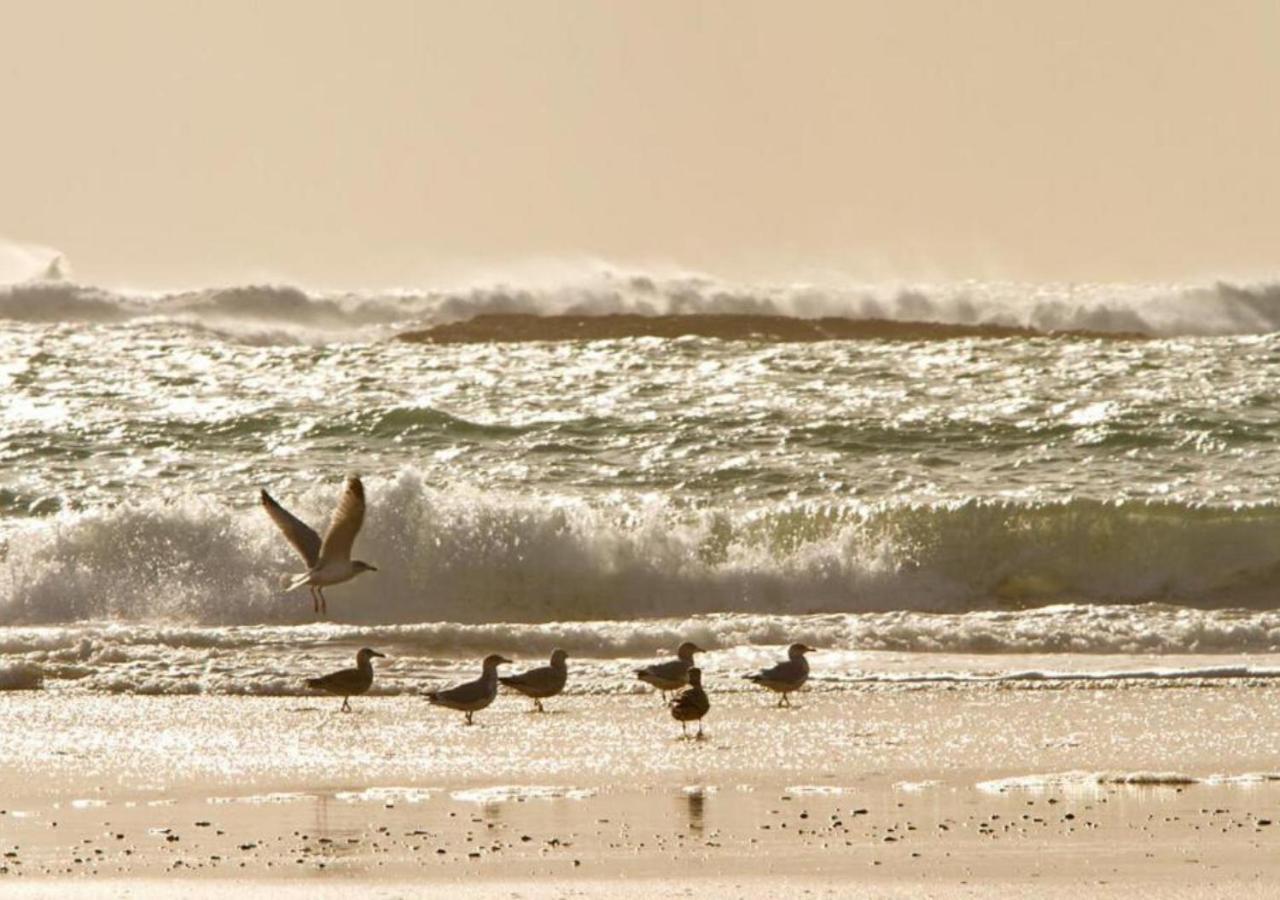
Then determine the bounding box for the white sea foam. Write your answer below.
[450,785,597,803]
[783,785,850,796]
[7,613,1280,699]
[894,780,941,792]
[334,787,436,804]
[67,798,109,809]
[978,771,1200,793]
[1202,773,1280,786]
[206,792,310,805]
[6,472,1280,628]
[2,272,1280,341]
[681,785,718,797]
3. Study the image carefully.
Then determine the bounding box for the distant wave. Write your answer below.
[4,470,1280,628]
[3,272,1280,342]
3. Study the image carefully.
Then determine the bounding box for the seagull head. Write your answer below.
[676,641,705,660]
[550,648,569,666]
[482,654,512,670]
[687,667,703,688]
[357,648,386,664]
[788,643,817,658]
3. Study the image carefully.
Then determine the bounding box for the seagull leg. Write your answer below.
[465,711,473,726]
[310,587,318,614]
[697,721,704,739]
[535,699,544,713]
[341,697,351,713]
[681,721,688,739]
[318,588,327,615]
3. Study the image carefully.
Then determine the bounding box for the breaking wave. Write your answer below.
[3,271,1280,342]
[4,470,1280,630]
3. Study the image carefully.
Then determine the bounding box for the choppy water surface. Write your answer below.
[3,275,1280,689]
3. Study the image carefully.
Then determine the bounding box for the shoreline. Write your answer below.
[5,682,1280,893]
[397,312,1146,344]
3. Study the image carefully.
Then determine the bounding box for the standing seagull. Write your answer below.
[745,643,816,707]
[426,654,511,725]
[635,641,705,702]
[305,647,386,712]
[261,475,377,615]
[500,649,569,712]
[670,667,710,739]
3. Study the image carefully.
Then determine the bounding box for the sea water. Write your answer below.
[3,273,1280,694]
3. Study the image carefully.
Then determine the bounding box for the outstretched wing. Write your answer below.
[261,490,321,567]
[319,476,366,564]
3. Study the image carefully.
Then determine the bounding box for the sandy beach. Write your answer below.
[5,679,1280,896]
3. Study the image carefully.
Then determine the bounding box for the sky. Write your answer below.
[1,0,1277,289]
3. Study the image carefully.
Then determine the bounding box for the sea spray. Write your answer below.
[4,273,1280,340]
[5,472,1280,626]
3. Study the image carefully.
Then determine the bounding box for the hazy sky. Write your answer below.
[2,0,1277,288]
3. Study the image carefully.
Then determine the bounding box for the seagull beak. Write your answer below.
[371,650,387,658]
[499,657,513,665]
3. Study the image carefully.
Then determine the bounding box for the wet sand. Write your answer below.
[4,685,1280,895]
[5,778,1280,896]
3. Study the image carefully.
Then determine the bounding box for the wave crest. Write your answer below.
[3,472,1280,626]
[4,272,1280,342]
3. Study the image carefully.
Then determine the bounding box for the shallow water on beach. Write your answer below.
[6,619,1280,697]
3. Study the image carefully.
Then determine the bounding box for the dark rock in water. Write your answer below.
[398,313,1145,345]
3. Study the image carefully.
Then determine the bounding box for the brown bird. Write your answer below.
[427,654,511,725]
[305,647,386,712]
[670,667,710,739]
[745,643,816,707]
[635,641,705,701]
[500,649,569,712]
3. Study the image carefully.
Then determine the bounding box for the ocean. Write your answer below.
[3,272,1280,696]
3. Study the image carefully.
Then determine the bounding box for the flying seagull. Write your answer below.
[305,647,386,712]
[745,643,816,707]
[635,641,705,701]
[500,649,569,712]
[261,475,377,615]
[670,667,710,739]
[426,654,511,725]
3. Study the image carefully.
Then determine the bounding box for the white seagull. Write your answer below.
[745,643,816,707]
[426,654,511,725]
[635,641,705,701]
[261,475,377,615]
[500,649,569,712]
[305,647,386,712]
